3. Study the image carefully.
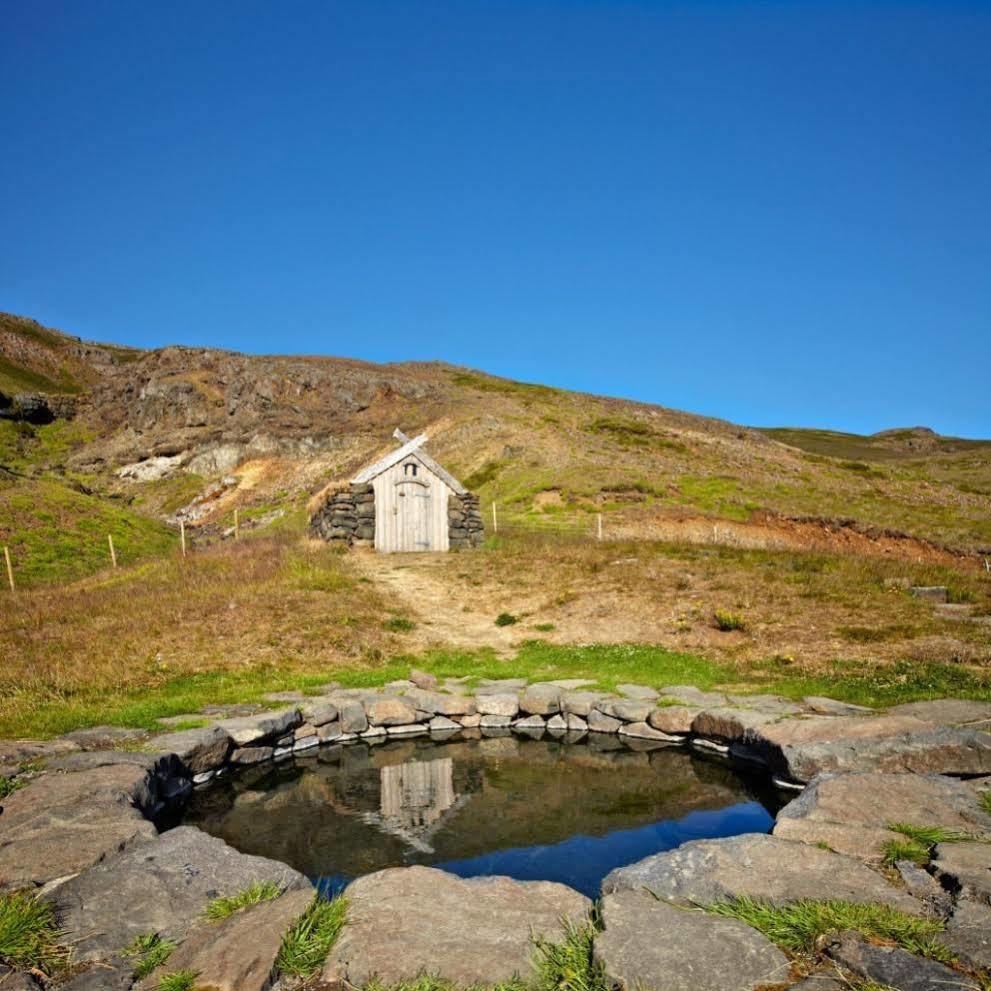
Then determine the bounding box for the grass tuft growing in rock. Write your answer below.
[123,932,177,979]
[0,891,66,973]
[705,896,951,962]
[530,920,606,991]
[204,880,282,921]
[980,790,991,817]
[276,895,348,978]
[882,822,974,867]
[357,922,605,991]
[156,969,199,991]
[0,776,26,800]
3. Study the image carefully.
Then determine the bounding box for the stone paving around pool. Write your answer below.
[0,676,990,990]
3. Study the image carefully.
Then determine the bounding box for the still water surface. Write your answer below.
[182,735,781,898]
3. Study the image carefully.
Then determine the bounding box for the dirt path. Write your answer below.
[349,551,520,656]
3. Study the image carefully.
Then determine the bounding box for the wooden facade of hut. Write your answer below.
[310,430,484,553]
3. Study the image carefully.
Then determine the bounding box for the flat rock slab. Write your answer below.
[825,932,976,991]
[889,699,991,728]
[593,890,789,991]
[404,688,477,716]
[0,764,158,889]
[659,686,727,707]
[322,865,590,986]
[602,834,919,912]
[364,695,418,726]
[773,772,991,861]
[50,825,310,960]
[745,714,991,781]
[475,693,519,717]
[931,841,991,904]
[63,726,147,750]
[561,691,610,716]
[616,684,659,700]
[803,696,873,716]
[0,739,79,764]
[145,888,313,991]
[943,899,991,971]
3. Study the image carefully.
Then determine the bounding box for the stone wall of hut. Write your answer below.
[310,482,484,550]
[309,482,375,547]
[448,492,485,549]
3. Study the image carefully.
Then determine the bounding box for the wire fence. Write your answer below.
[489,503,606,541]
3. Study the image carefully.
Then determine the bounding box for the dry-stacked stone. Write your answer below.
[352,482,376,545]
[449,492,484,548]
[310,485,360,545]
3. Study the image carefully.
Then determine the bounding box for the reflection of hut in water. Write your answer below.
[364,757,467,853]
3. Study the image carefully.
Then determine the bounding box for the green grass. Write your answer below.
[0,477,177,586]
[123,932,177,980]
[203,880,282,921]
[156,969,199,991]
[980,790,991,816]
[530,920,606,991]
[705,896,951,963]
[383,616,416,633]
[276,895,348,978]
[882,823,976,867]
[0,891,66,973]
[533,622,556,632]
[495,612,519,627]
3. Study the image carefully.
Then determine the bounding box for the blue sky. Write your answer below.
[2,2,989,436]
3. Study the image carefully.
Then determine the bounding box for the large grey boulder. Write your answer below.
[561,691,609,716]
[824,932,974,991]
[773,772,991,862]
[475,693,519,718]
[743,714,991,782]
[364,695,418,726]
[337,699,369,734]
[599,700,652,723]
[520,683,562,716]
[691,706,780,741]
[151,725,233,775]
[593,890,789,991]
[50,826,310,961]
[216,707,301,745]
[144,888,314,991]
[0,764,158,889]
[321,866,590,986]
[648,705,696,734]
[602,834,919,912]
[587,709,622,733]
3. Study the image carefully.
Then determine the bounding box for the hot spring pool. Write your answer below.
[180,735,783,899]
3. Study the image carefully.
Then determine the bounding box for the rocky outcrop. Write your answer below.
[321,865,591,986]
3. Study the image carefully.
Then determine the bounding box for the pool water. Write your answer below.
[181,735,782,899]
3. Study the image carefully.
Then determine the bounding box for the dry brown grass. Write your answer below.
[402,533,991,678]
[0,536,398,736]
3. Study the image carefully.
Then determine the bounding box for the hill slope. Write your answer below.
[1,310,989,586]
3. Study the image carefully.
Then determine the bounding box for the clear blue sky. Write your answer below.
[2,2,989,437]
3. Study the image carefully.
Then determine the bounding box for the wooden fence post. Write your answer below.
[492,502,498,534]
[108,534,117,568]
[597,513,603,541]
[180,520,187,557]
[3,546,14,592]
[234,509,240,540]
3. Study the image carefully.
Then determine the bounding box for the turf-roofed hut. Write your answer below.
[311,429,484,552]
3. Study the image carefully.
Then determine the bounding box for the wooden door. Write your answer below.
[396,481,432,551]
